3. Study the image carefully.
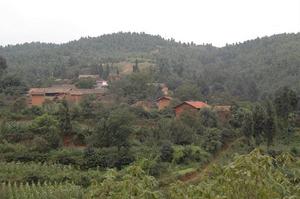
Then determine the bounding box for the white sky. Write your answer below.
[0,0,299,47]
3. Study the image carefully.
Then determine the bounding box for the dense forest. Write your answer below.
[0,32,299,198]
[0,32,300,97]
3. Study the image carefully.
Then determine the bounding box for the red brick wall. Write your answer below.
[31,95,45,106]
[175,104,197,118]
[157,99,171,110]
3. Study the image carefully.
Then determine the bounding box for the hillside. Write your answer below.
[0,32,299,99]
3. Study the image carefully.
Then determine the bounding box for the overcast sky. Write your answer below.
[0,0,299,47]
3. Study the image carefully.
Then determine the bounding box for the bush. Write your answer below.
[4,151,47,163]
[202,128,223,154]
[49,149,84,166]
[173,145,210,165]
[82,147,134,169]
[31,136,51,153]
[160,142,174,162]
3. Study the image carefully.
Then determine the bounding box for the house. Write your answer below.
[29,87,71,106]
[175,101,209,117]
[156,96,172,110]
[213,105,231,124]
[29,86,106,106]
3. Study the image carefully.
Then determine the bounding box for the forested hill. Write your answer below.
[0,32,299,98]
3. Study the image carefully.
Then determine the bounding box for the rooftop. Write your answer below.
[175,101,209,109]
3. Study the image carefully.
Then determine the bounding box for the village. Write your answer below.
[28,74,231,121]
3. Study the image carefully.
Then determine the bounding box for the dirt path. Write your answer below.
[181,138,241,184]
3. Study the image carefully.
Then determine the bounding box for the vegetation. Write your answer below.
[0,32,299,198]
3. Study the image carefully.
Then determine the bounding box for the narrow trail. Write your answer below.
[181,138,242,184]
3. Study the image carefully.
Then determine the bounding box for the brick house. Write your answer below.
[175,101,209,117]
[156,96,172,110]
[28,86,105,106]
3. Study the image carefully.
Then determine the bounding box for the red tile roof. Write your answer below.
[175,101,209,109]
[185,101,209,109]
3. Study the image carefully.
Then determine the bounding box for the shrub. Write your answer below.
[202,128,223,154]
[160,142,174,162]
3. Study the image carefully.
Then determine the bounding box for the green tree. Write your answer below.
[93,107,134,151]
[241,110,254,146]
[57,100,72,135]
[274,86,298,121]
[29,114,61,149]
[252,103,266,145]
[202,128,222,154]
[199,108,218,128]
[174,83,202,101]
[264,100,277,147]
[75,78,96,89]
[170,120,195,145]
[160,142,174,162]
[0,56,7,77]
[133,59,140,73]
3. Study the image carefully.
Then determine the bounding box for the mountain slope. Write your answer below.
[0,32,299,97]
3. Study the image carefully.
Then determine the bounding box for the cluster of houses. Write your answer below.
[156,96,231,122]
[27,74,230,121]
[28,75,108,106]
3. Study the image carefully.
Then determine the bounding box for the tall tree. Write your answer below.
[94,107,134,152]
[274,86,298,121]
[252,103,266,145]
[0,56,7,77]
[264,100,277,147]
[57,100,72,135]
[241,110,254,146]
[133,59,140,73]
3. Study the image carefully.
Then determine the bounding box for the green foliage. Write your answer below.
[172,145,210,165]
[0,74,27,96]
[167,149,300,199]
[274,86,298,121]
[0,182,84,199]
[57,100,72,135]
[241,110,254,145]
[0,161,103,186]
[78,95,101,119]
[0,121,31,143]
[160,142,174,162]
[133,59,140,73]
[170,120,195,145]
[87,165,162,199]
[82,147,134,169]
[29,114,61,149]
[110,72,159,103]
[202,128,222,154]
[252,103,266,145]
[174,83,202,101]
[0,56,7,77]
[92,106,134,151]
[264,100,278,147]
[199,108,218,128]
[75,78,96,89]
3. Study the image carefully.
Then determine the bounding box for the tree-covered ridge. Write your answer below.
[0,32,299,98]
